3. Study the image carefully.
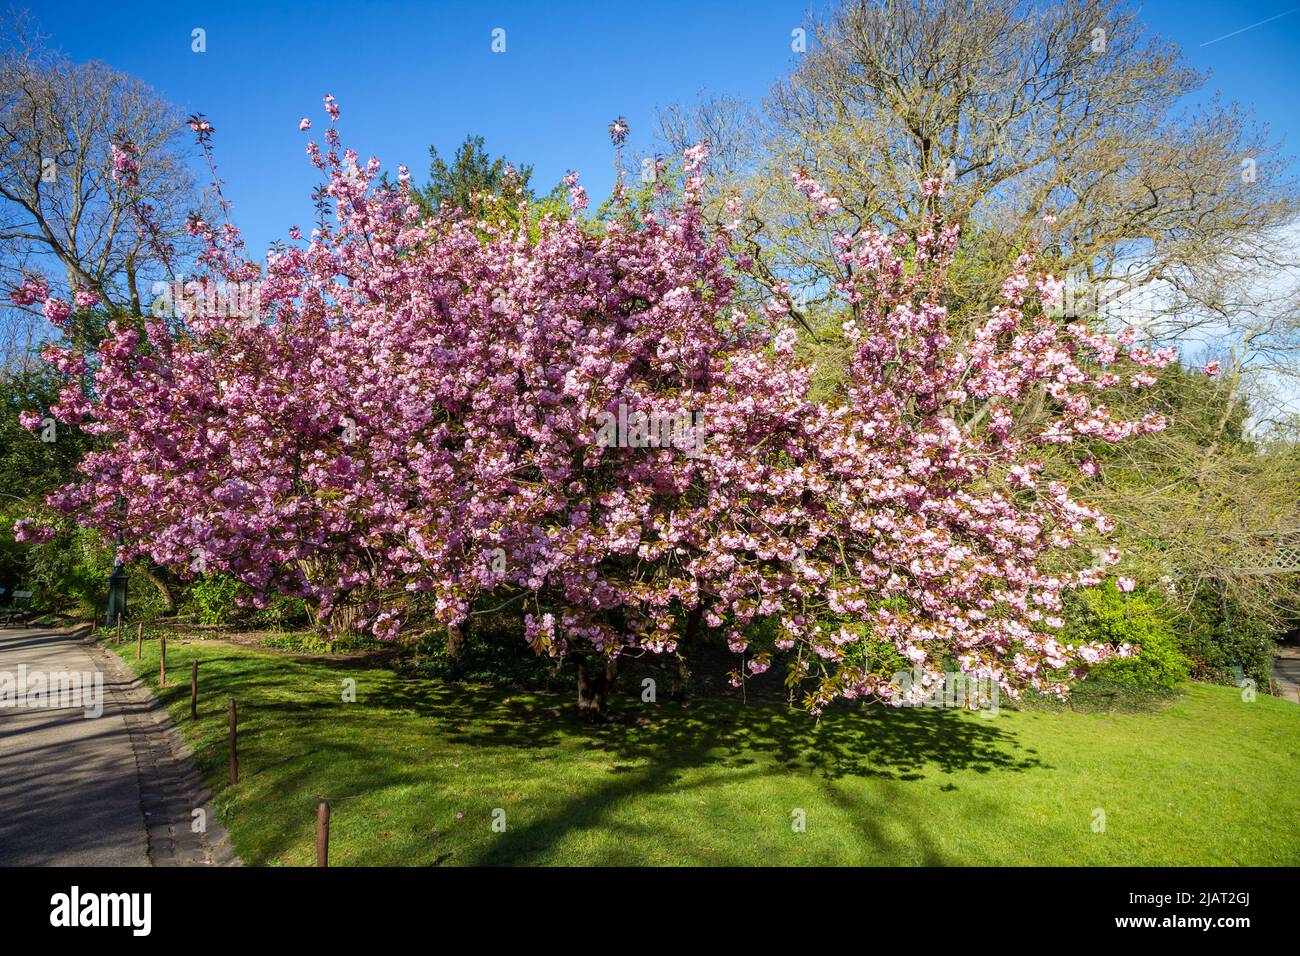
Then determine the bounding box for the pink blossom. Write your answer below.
[9,276,48,306]
[921,175,946,198]
[561,171,588,210]
[109,141,139,191]
[793,167,840,217]
[13,519,57,543]
[74,288,102,309]
[1035,274,1065,310]
[42,297,72,325]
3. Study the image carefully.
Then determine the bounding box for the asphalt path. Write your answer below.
[0,626,150,865]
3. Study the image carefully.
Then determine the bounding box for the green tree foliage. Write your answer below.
[413,135,534,220]
[1073,363,1299,639]
[412,134,570,236]
[1178,587,1279,689]
[0,363,98,601]
[0,364,92,500]
[184,573,246,627]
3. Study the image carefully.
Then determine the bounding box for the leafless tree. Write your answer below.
[660,0,1298,334]
[0,10,198,368]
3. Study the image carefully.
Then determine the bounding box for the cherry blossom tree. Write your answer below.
[20,99,1173,718]
[737,186,1176,713]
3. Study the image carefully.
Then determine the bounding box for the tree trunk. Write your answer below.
[575,654,619,721]
[126,256,141,317]
[670,606,702,701]
[446,619,469,677]
[142,565,176,613]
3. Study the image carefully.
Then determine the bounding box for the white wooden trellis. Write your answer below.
[1228,531,1300,575]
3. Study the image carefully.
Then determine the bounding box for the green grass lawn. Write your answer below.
[117,635,1300,866]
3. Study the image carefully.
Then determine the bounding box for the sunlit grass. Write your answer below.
[120,635,1300,866]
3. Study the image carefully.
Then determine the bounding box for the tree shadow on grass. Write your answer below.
[376,682,1041,865]
[166,652,1043,865]
[373,682,1042,781]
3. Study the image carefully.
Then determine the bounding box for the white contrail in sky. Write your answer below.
[1201,5,1300,47]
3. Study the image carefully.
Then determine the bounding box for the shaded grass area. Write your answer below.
[116,635,1300,866]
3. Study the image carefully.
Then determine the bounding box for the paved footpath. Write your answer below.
[0,626,236,866]
[1274,647,1300,704]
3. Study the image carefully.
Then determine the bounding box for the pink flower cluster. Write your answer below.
[792,168,840,218]
[109,141,139,192]
[8,276,48,306]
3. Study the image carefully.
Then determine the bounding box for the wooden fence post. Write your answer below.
[228,698,238,785]
[316,801,330,867]
[136,622,143,660]
[159,633,167,686]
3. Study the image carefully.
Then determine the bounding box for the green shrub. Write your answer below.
[401,617,564,688]
[254,593,311,629]
[1176,589,1278,688]
[123,563,174,623]
[262,628,385,654]
[19,525,114,616]
[176,578,312,631]
[261,632,334,654]
[1062,581,1190,689]
[185,574,247,627]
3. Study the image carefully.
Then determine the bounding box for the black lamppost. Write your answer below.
[105,495,128,626]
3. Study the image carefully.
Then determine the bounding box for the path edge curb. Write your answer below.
[64,623,243,867]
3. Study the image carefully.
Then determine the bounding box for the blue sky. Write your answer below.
[27,0,1300,258]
